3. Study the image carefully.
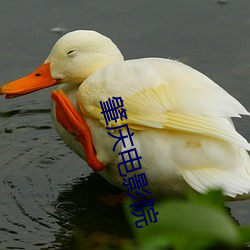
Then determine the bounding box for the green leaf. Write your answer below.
[187,189,226,210]
[133,200,241,249]
[239,226,250,243]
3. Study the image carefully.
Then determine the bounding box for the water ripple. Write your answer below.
[0,109,51,117]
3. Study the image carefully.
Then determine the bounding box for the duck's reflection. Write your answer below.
[53,172,133,249]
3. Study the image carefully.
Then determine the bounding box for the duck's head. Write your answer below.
[0,30,124,98]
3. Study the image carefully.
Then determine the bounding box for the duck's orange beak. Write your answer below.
[0,62,61,99]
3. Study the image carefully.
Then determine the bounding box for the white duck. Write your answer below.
[1,30,250,199]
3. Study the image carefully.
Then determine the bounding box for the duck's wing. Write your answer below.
[78,58,250,150]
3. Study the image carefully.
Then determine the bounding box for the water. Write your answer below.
[1,0,250,249]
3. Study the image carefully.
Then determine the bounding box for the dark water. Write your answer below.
[1,0,250,249]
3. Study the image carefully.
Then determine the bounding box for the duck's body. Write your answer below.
[1,30,250,199]
[53,57,250,199]
[52,83,192,197]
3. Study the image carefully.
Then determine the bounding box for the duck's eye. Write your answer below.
[67,50,76,56]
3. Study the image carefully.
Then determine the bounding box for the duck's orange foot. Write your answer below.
[51,89,105,171]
